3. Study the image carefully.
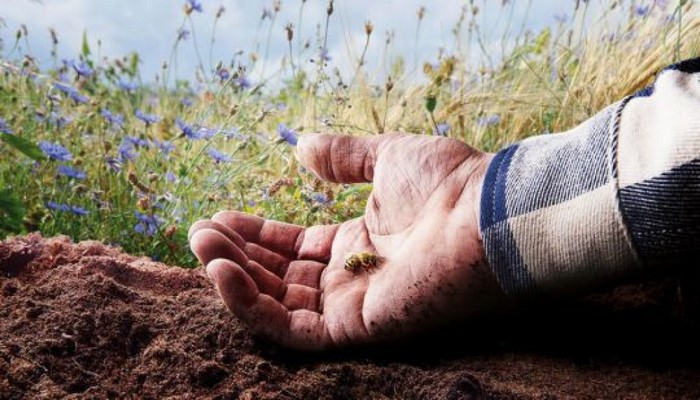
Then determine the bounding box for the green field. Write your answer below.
[1,1,699,267]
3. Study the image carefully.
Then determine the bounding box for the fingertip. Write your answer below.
[207,258,259,308]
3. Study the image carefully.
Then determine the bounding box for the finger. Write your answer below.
[242,261,320,311]
[207,259,330,350]
[296,133,382,183]
[212,211,305,258]
[282,284,321,311]
[189,229,248,267]
[284,260,326,288]
[187,219,246,249]
[244,242,290,277]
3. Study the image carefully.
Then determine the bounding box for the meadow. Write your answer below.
[1,0,699,267]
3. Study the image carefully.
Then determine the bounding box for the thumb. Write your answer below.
[296,133,382,183]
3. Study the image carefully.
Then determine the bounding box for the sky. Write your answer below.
[0,0,606,87]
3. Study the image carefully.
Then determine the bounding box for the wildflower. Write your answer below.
[166,171,177,183]
[0,118,13,134]
[320,47,332,62]
[71,60,93,77]
[216,67,231,81]
[118,141,138,162]
[105,156,122,173]
[635,5,650,17]
[39,141,72,161]
[153,139,175,156]
[101,109,124,127]
[53,82,88,104]
[125,135,150,148]
[221,126,244,140]
[477,114,501,127]
[435,123,450,137]
[70,206,89,216]
[181,97,194,107]
[207,148,232,163]
[311,192,332,205]
[186,0,203,13]
[235,76,252,90]
[118,79,139,92]
[176,118,200,139]
[51,112,73,129]
[197,126,217,139]
[134,211,164,236]
[57,165,86,180]
[277,123,298,146]
[177,28,190,41]
[134,109,160,125]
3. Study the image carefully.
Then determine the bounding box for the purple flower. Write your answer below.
[277,123,298,146]
[47,201,70,212]
[207,148,232,163]
[70,206,89,216]
[176,118,200,139]
[197,126,217,139]
[635,5,650,17]
[435,123,450,136]
[311,192,332,205]
[125,136,150,148]
[101,109,124,127]
[134,211,164,236]
[0,118,12,134]
[477,114,501,127]
[187,0,203,12]
[118,79,139,92]
[235,76,252,90]
[135,109,160,125]
[105,156,122,173]
[153,139,175,155]
[320,47,332,62]
[177,28,190,41]
[71,60,93,77]
[57,165,86,180]
[166,171,177,182]
[39,141,72,161]
[181,97,194,107]
[54,82,88,104]
[118,141,138,162]
[216,68,231,81]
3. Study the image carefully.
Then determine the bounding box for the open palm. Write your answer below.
[189,133,501,350]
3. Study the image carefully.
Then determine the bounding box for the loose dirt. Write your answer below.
[1,234,699,399]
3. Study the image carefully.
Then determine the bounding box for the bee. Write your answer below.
[344,251,380,273]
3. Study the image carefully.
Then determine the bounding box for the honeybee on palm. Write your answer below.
[344,251,381,274]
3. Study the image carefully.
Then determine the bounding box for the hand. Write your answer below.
[189,133,503,350]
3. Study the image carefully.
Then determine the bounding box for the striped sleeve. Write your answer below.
[479,58,700,297]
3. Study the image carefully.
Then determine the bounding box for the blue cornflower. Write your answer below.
[216,68,231,81]
[57,165,86,180]
[187,0,203,12]
[181,97,194,107]
[135,109,160,125]
[101,109,124,127]
[47,201,70,212]
[477,114,501,127]
[311,192,332,205]
[0,118,13,134]
[70,206,89,216]
[39,141,72,161]
[635,5,650,17]
[125,136,150,148]
[118,79,139,92]
[197,126,217,139]
[320,47,332,62]
[53,82,88,104]
[435,123,450,137]
[71,60,93,77]
[118,141,138,162]
[207,148,232,164]
[236,76,252,90]
[105,156,122,173]
[166,171,177,183]
[177,28,190,41]
[277,123,298,146]
[153,140,175,156]
[134,211,164,236]
[176,118,200,139]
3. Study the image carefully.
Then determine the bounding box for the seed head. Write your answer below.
[285,23,294,42]
[364,20,373,36]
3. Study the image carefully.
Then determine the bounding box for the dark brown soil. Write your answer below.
[1,234,699,399]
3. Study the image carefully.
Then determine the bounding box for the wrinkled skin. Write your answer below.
[189,133,504,351]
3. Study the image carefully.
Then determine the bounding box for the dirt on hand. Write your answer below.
[1,233,699,399]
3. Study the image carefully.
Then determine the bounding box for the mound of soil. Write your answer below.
[1,234,700,399]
